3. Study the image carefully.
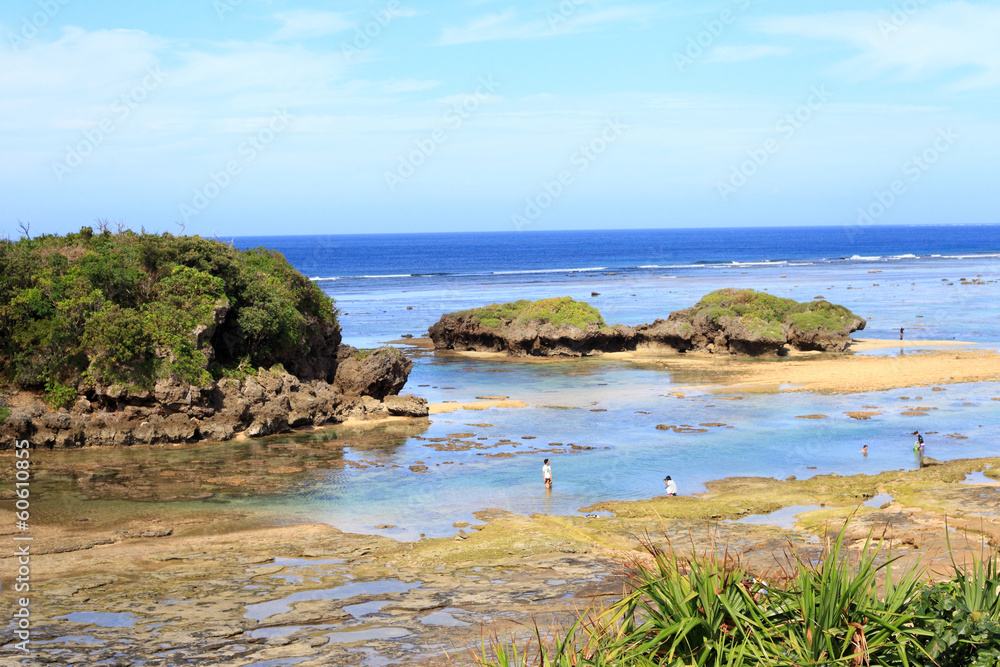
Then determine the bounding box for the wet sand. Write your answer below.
[641,347,1000,394]
[433,339,1000,395]
[429,398,530,414]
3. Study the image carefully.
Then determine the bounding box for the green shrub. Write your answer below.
[44,379,77,409]
[707,306,738,324]
[0,228,338,395]
[789,301,856,332]
[692,289,860,339]
[911,550,1000,666]
[696,289,797,324]
[458,297,606,330]
[744,317,785,341]
[0,405,9,424]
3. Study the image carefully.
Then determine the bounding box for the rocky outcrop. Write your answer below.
[429,314,635,357]
[0,345,428,450]
[429,290,865,358]
[334,346,413,399]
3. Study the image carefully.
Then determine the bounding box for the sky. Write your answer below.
[1,0,998,237]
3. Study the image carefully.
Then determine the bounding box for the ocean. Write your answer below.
[217,225,1000,539]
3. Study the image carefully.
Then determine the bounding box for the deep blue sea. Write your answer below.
[235,226,1000,280]
[223,226,1000,539]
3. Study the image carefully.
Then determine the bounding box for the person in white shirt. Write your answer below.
[664,475,677,496]
[543,459,552,489]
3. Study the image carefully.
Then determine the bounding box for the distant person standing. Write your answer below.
[664,475,677,496]
[900,327,904,340]
[542,459,552,489]
[861,445,868,456]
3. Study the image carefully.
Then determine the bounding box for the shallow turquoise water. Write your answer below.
[213,253,1000,541]
[234,360,1000,540]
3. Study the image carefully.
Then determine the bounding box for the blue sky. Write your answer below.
[2,0,998,236]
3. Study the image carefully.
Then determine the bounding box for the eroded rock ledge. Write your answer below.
[0,345,427,449]
[429,290,866,358]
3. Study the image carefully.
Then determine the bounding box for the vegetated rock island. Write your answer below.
[0,228,426,449]
[428,289,866,357]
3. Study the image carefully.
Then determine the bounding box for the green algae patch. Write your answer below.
[578,459,1000,539]
[455,297,607,331]
[395,509,630,568]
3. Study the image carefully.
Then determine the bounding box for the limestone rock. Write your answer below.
[383,394,429,417]
[429,290,865,358]
[334,345,413,399]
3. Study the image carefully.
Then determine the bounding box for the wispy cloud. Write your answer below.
[272,10,354,41]
[437,4,664,45]
[705,44,790,64]
[755,1,1000,90]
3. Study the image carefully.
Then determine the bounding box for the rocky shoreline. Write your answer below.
[0,345,427,449]
[2,457,998,665]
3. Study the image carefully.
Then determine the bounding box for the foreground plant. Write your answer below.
[910,542,1000,667]
[475,522,1000,667]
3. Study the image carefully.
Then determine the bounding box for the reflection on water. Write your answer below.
[244,580,421,622]
[962,469,996,484]
[730,505,824,529]
[420,609,471,627]
[57,612,137,628]
[324,627,411,644]
[863,493,895,508]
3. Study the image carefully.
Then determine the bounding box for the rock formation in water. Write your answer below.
[429,297,635,357]
[429,289,865,358]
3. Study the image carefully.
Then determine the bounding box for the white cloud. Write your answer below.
[705,44,791,64]
[0,26,437,141]
[437,3,665,45]
[755,2,1000,90]
[272,10,353,41]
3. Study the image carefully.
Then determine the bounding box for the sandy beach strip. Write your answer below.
[645,348,1000,394]
[430,399,530,413]
[425,339,1000,394]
